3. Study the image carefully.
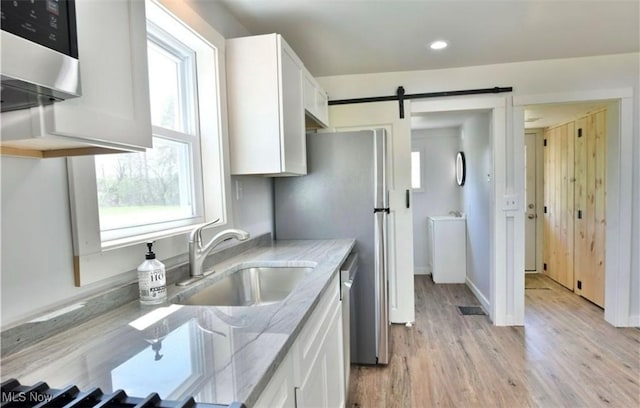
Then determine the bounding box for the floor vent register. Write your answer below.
[457,306,486,316]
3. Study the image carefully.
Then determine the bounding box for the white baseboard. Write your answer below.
[465,277,490,314]
[414,267,429,275]
[629,314,640,327]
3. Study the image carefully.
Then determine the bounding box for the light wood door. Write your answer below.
[574,110,606,307]
[543,122,574,290]
[543,109,606,307]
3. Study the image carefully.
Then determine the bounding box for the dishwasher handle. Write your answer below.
[341,252,359,281]
[340,253,358,300]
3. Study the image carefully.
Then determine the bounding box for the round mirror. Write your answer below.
[456,151,466,186]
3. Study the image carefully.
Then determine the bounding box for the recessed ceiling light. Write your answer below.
[429,40,448,50]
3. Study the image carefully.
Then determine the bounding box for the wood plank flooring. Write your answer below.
[348,274,639,407]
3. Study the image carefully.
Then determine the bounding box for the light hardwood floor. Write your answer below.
[348,274,639,408]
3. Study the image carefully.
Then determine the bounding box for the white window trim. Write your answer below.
[411,148,425,193]
[67,0,234,287]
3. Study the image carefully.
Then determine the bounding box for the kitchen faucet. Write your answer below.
[177,219,250,286]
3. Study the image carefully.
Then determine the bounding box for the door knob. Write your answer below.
[527,214,536,219]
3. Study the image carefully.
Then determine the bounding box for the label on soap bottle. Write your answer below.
[138,265,167,304]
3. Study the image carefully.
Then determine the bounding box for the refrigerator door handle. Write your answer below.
[374,211,389,364]
[406,189,411,209]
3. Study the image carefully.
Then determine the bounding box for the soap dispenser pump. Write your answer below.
[137,241,167,305]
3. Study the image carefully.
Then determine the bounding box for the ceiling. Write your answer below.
[216,0,639,77]
[523,101,608,129]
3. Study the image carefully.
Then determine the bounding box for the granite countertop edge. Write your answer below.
[0,238,356,407]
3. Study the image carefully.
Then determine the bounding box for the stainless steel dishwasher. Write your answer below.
[340,252,358,398]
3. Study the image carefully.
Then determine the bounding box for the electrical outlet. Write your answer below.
[503,194,519,211]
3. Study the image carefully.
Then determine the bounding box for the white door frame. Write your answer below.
[514,88,634,327]
[413,88,635,327]
[412,95,523,326]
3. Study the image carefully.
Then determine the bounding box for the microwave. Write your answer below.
[0,0,81,112]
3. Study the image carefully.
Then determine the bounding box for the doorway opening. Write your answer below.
[524,101,616,310]
[410,108,493,312]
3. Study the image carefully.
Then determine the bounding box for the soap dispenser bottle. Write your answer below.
[137,241,167,305]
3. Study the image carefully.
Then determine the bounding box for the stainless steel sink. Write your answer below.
[176,266,313,306]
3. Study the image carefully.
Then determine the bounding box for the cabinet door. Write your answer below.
[296,289,345,408]
[254,352,296,408]
[303,71,317,114]
[296,350,328,408]
[302,67,329,129]
[323,300,345,408]
[314,87,329,127]
[279,41,306,174]
[47,0,152,149]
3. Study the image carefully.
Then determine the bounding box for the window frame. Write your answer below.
[67,0,233,287]
[97,25,206,243]
[410,148,425,192]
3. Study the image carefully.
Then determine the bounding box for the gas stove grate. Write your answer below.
[1,379,246,408]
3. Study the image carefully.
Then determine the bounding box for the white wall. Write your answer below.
[183,0,250,38]
[411,127,462,274]
[460,112,492,298]
[319,52,639,323]
[0,2,273,328]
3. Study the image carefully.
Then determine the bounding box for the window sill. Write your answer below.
[74,220,231,287]
[101,223,205,251]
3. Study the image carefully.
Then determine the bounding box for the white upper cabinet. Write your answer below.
[227,33,308,176]
[0,0,152,158]
[302,67,329,129]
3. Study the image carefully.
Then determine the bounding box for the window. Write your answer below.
[67,0,231,286]
[411,150,423,191]
[95,2,222,245]
[95,15,206,242]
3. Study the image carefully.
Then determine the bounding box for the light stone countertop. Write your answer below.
[0,239,355,407]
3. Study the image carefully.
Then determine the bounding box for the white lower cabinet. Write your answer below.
[296,301,344,408]
[255,274,345,408]
[254,352,296,408]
